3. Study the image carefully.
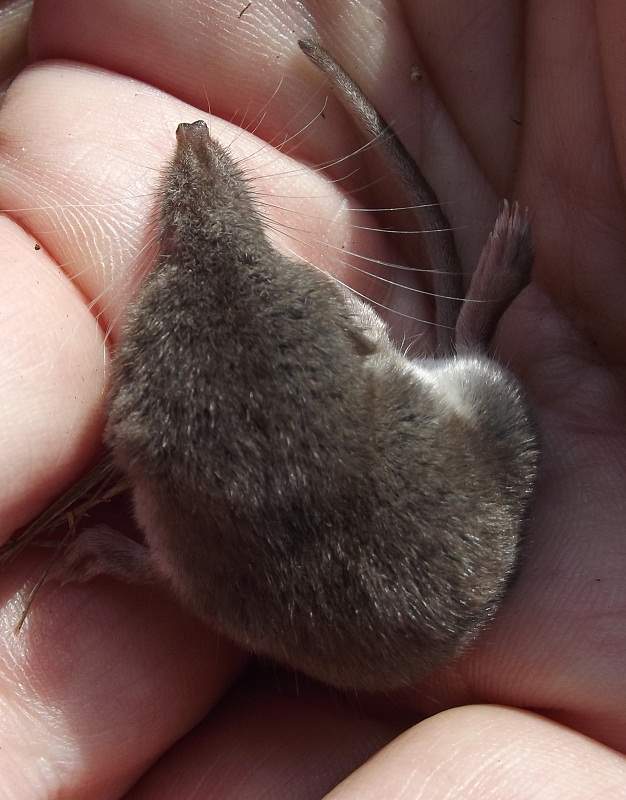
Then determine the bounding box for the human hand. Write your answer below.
[0,1,625,797]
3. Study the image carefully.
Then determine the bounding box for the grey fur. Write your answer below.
[54,43,538,690]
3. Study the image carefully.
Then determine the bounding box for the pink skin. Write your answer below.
[0,0,625,797]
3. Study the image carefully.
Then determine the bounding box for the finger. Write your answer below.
[28,0,375,173]
[125,669,408,799]
[0,215,107,537]
[0,550,245,799]
[29,0,499,268]
[404,1,526,195]
[522,2,626,358]
[322,705,626,799]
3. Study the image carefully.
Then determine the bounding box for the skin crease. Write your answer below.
[0,0,624,797]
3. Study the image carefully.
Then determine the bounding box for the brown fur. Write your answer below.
[52,44,538,690]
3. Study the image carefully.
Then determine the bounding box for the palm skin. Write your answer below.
[0,1,624,797]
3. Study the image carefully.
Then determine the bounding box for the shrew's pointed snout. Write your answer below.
[176,119,210,145]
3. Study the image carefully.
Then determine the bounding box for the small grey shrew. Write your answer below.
[43,40,538,690]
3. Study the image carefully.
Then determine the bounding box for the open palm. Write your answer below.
[0,1,624,797]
